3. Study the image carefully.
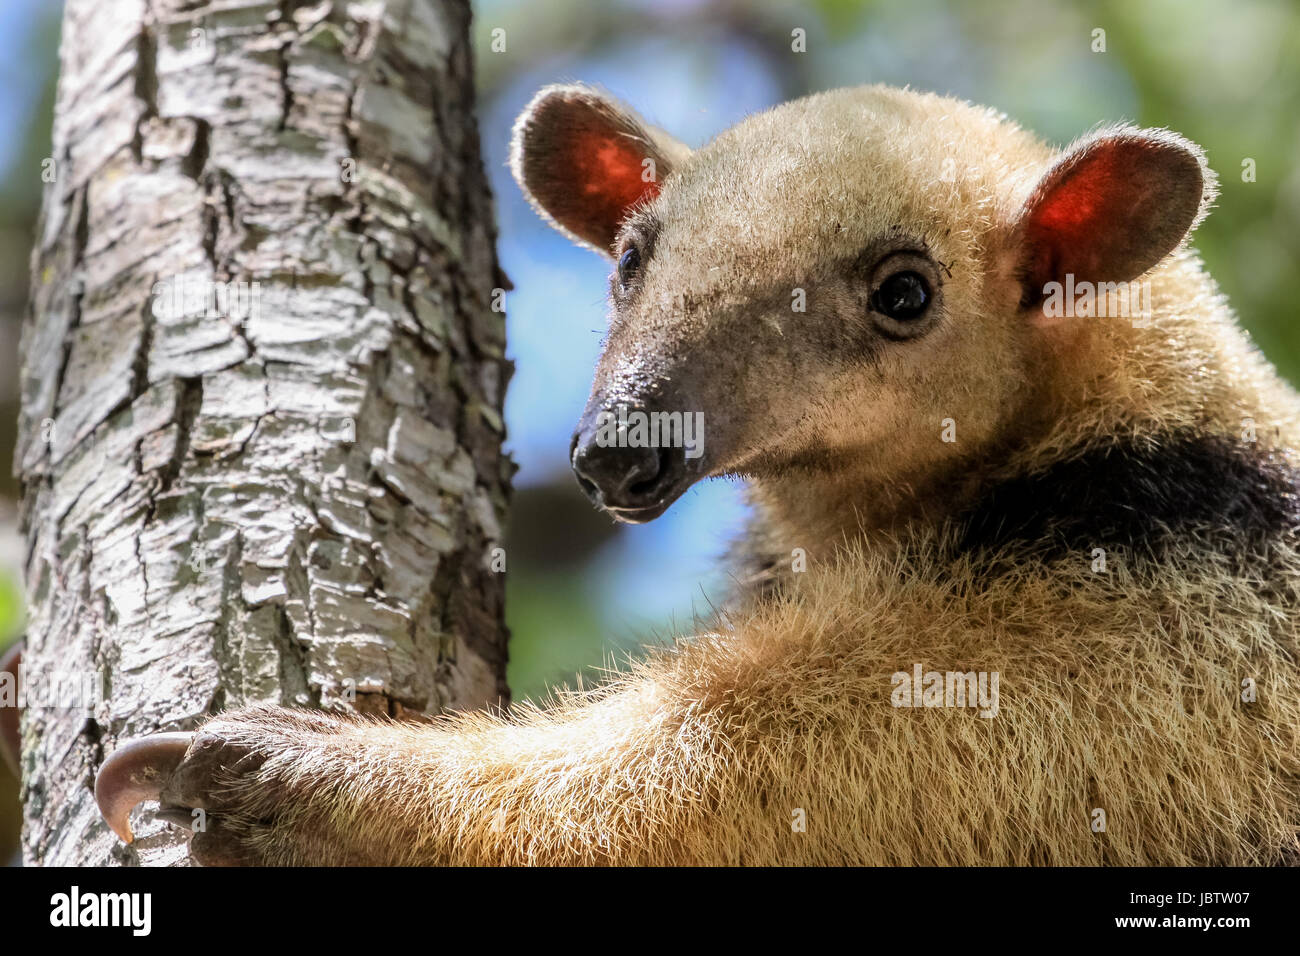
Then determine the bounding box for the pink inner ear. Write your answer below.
[571,130,660,237]
[1030,150,1117,234]
[1018,133,1204,303]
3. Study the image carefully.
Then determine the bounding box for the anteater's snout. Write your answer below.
[570,418,688,523]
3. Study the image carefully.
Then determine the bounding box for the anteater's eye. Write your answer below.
[872,270,930,321]
[617,245,641,289]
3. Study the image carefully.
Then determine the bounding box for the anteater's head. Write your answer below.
[511,84,1213,524]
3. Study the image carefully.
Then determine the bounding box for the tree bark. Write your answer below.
[15,0,510,866]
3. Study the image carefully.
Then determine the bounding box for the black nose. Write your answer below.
[570,429,683,519]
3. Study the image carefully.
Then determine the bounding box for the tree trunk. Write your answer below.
[15,0,510,866]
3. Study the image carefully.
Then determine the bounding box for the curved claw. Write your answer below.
[0,640,21,777]
[95,732,195,843]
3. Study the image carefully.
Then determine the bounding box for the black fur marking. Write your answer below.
[959,432,1300,561]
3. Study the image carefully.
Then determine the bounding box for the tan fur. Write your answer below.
[215,529,1299,865]
[131,85,1300,866]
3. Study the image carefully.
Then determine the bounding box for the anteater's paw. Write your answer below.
[95,705,349,866]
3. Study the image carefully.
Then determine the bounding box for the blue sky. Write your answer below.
[0,0,57,189]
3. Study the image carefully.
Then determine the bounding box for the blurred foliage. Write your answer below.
[0,571,20,866]
[0,578,17,866]
[0,1,60,501]
[0,0,60,864]
[0,580,20,652]
[506,572,613,701]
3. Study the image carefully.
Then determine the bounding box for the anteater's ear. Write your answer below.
[510,84,689,257]
[1012,126,1214,308]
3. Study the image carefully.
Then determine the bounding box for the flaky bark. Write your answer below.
[16,0,510,866]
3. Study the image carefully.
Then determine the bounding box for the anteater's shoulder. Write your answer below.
[959,432,1300,565]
